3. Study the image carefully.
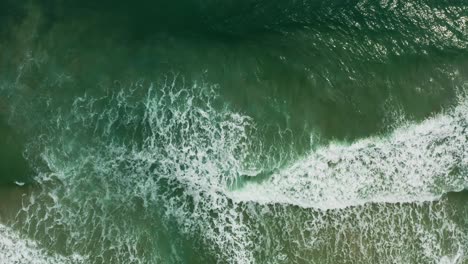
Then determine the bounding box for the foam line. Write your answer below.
[228,97,468,209]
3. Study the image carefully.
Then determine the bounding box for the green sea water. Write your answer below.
[0,1,467,263]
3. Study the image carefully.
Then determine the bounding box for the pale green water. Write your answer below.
[0,1,467,263]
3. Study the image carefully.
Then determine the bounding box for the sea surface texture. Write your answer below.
[0,1,467,263]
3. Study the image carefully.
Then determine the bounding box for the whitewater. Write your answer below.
[0,82,464,263]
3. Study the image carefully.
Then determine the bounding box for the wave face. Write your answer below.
[0,0,467,263]
[229,95,468,209]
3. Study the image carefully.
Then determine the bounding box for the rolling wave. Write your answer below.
[229,93,468,209]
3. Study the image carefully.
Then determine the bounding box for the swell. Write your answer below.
[1,0,466,145]
[5,0,467,43]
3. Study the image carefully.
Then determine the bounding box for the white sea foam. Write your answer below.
[9,79,468,264]
[0,224,85,264]
[16,81,258,263]
[228,95,468,209]
[1,4,467,262]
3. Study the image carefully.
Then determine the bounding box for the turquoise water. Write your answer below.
[0,1,467,263]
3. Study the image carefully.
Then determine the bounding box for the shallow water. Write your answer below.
[0,1,467,263]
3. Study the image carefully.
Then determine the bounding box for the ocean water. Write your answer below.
[0,1,467,263]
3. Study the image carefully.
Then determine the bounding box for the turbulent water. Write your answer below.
[0,1,467,263]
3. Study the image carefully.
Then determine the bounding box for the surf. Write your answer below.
[228,93,468,209]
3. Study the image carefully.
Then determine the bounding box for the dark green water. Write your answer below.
[0,1,467,263]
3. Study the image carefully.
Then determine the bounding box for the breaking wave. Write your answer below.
[3,79,464,263]
[229,92,468,209]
